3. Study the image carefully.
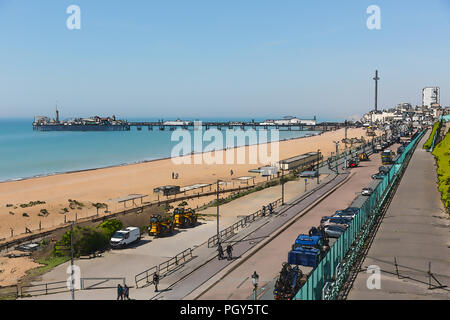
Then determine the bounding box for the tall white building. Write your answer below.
[422,87,440,108]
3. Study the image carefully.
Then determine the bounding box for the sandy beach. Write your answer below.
[0,128,370,240]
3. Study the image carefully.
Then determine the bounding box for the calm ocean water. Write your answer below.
[0,118,321,182]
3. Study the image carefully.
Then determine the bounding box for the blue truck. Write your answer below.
[274,227,329,299]
[287,227,329,268]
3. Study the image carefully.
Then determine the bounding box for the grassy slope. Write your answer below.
[423,122,440,149]
[431,130,450,212]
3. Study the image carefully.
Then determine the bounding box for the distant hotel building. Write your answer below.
[422,87,440,108]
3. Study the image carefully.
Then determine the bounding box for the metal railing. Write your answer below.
[21,280,70,297]
[0,140,376,254]
[134,248,194,288]
[207,198,282,248]
[0,285,19,299]
[15,276,128,298]
[135,266,158,289]
[158,248,193,275]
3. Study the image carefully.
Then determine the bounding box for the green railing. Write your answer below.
[294,130,425,300]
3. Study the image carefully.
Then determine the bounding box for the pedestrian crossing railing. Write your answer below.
[207,198,282,248]
[135,266,158,289]
[294,130,425,300]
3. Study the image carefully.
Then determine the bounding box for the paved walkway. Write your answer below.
[347,135,450,300]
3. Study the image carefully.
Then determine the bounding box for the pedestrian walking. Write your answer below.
[262,205,266,217]
[153,272,160,292]
[123,284,130,300]
[230,169,234,176]
[226,244,233,261]
[172,172,174,179]
[217,243,224,260]
[175,173,179,179]
[268,203,273,214]
[117,284,123,300]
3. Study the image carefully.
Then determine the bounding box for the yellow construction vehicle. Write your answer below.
[172,208,198,228]
[358,152,369,161]
[148,214,174,237]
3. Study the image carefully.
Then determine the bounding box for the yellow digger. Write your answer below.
[172,208,198,228]
[148,214,174,237]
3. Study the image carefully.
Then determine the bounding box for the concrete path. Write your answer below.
[347,135,450,300]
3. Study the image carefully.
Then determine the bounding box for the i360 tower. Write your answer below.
[373,70,380,112]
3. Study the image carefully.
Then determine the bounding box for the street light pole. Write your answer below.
[317,149,321,185]
[70,222,75,301]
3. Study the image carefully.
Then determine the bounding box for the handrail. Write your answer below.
[21,280,69,296]
[0,284,19,299]
[135,265,158,289]
[158,248,193,276]
[207,198,282,248]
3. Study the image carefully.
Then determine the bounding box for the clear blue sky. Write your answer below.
[1,0,449,120]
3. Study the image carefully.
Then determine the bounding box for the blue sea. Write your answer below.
[0,118,322,182]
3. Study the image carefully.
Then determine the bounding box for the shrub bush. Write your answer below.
[97,219,123,238]
[53,219,123,257]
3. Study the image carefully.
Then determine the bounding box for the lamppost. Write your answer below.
[251,271,259,301]
[333,141,340,173]
[281,168,285,205]
[216,180,221,244]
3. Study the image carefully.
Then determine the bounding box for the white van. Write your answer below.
[110,227,141,249]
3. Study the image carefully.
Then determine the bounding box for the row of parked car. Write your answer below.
[284,206,361,270]
[319,206,360,238]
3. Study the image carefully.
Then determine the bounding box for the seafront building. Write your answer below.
[360,88,448,126]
